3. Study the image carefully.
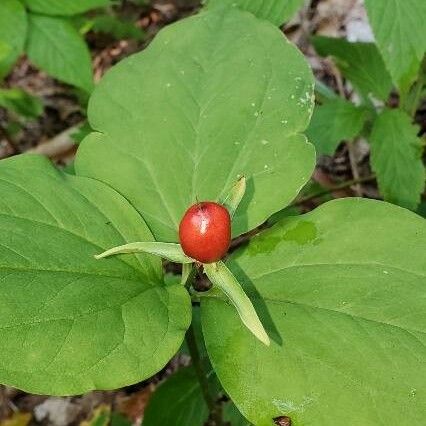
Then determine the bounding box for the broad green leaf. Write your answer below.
[24,0,110,16]
[306,98,367,155]
[95,242,194,263]
[312,36,392,101]
[75,8,315,242]
[110,413,132,426]
[204,262,270,345]
[417,201,426,219]
[0,0,27,79]
[0,154,191,395]
[143,367,211,426]
[0,88,43,118]
[267,205,300,226]
[91,15,145,41]
[0,42,11,63]
[26,14,94,93]
[202,198,426,426]
[223,403,252,426]
[370,109,425,210]
[364,0,426,92]
[205,0,305,26]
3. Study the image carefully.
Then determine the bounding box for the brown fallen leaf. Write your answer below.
[0,412,31,426]
[116,386,153,423]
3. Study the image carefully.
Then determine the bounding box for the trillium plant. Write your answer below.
[96,176,270,346]
[0,2,424,426]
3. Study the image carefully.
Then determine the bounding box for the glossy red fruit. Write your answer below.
[179,201,231,263]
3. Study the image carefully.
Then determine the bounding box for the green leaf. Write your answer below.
[205,0,305,26]
[364,0,426,93]
[370,109,425,210]
[95,242,194,263]
[202,198,426,426]
[0,41,12,63]
[266,205,300,227]
[204,262,270,346]
[0,154,191,395]
[223,402,252,426]
[417,201,426,219]
[312,36,393,101]
[91,15,145,41]
[110,413,132,426]
[306,98,367,155]
[75,8,315,242]
[143,366,211,426]
[24,0,111,16]
[0,0,27,79]
[0,88,43,119]
[71,121,93,145]
[26,14,94,93]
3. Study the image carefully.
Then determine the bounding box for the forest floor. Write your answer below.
[0,0,424,425]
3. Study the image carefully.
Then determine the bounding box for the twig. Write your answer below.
[27,123,83,158]
[329,62,363,195]
[328,60,346,99]
[347,140,362,196]
[293,174,376,206]
[0,124,19,154]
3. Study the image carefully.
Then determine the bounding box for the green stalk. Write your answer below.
[401,56,426,117]
[185,323,223,425]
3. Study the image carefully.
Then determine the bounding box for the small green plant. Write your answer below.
[0,87,42,118]
[0,2,425,426]
[0,0,144,94]
[306,0,426,212]
[0,0,100,92]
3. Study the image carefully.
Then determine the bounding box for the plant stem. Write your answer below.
[185,323,223,425]
[0,124,19,154]
[347,140,362,196]
[293,174,376,206]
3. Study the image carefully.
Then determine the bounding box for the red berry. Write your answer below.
[179,202,231,263]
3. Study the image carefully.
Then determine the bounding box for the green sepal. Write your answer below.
[181,262,195,286]
[95,242,195,264]
[204,261,270,346]
[221,176,246,219]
